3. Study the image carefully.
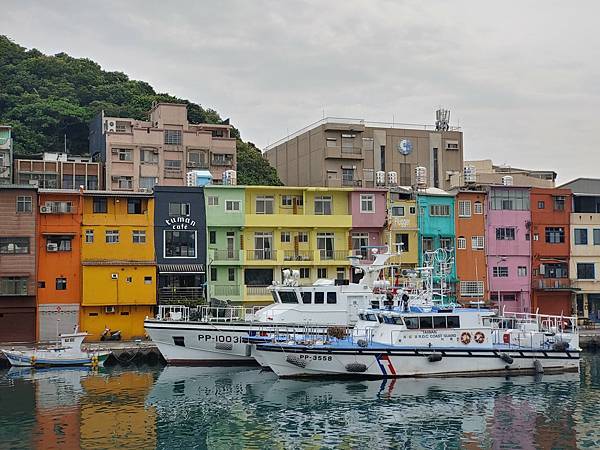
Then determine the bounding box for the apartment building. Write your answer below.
[265,117,463,190]
[349,188,387,275]
[386,188,419,269]
[205,185,245,303]
[560,178,600,321]
[14,152,101,190]
[0,185,37,342]
[154,186,206,305]
[450,159,556,188]
[453,188,488,305]
[80,191,155,339]
[486,186,532,313]
[89,103,236,192]
[0,125,13,185]
[37,190,84,341]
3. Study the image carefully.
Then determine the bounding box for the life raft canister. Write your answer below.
[460,332,472,345]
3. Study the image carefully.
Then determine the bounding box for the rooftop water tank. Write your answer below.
[186,170,213,187]
[502,175,514,186]
[415,166,427,188]
[463,165,477,184]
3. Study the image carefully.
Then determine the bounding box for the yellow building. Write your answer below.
[386,189,419,269]
[241,186,353,304]
[80,191,155,339]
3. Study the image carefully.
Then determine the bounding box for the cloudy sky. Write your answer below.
[4,1,598,183]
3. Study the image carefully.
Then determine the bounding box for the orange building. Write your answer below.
[530,187,575,315]
[454,189,488,304]
[37,189,83,341]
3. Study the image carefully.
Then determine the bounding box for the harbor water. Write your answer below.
[1,353,599,449]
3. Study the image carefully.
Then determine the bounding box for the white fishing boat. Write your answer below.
[252,308,581,378]
[144,247,439,365]
[1,330,110,368]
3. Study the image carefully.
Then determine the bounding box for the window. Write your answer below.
[422,237,434,252]
[458,200,471,217]
[16,196,32,213]
[299,268,310,279]
[317,268,327,278]
[301,292,312,304]
[132,230,146,244]
[46,236,72,251]
[460,281,484,297]
[574,229,588,245]
[127,198,143,214]
[317,233,335,259]
[314,196,332,215]
[474,201,483,214]
[209,231,216,245]
[165,230,197,257]
[457,237,466,250]
[225,200,241,212]
[118,149,132,161]
[490,189,530,210]
[395,233,409,252]
[169,202,190,216]
[281,232,291,243]
[352,232,369,258]
[342,168,355,185]
[577,263,595,280]
[140,177,156,189]
[554,196,565,211]
[447,316,461,328]
[0,277,28,295]
[93,197,107,213]
[469,236,484,250]
[496,227,515,240]
[0,237,29,254]
[409,206,416,215]
[429,204,450,216]
[419,316,433,329]
[362,138,374,151]
[55,278,67,290]
[207,196,219,206]
[228,268,235,282]
[595,229,600,245]
[391,206,405,217]
[336,267,345,279]
[493,267,509,277]
[164,130,182,145]
[105,230,119,244]
[117,177,133,189]
[341,134,355,150]
[517,266,527,277]
[255,196,274,214]
[538,201,545,209]
[141,148,158,163]
[210,267,218,282]
[360,194,375,213]
[541,263,568,278]
[188,150,207,167]
[298,232,309,243]
[545,227,565,244]
[440,237,453,250]
[281,195,293,207]
[327,292,337,304]
[211,153,234,166]
[314,292,324,304]
[165,160,182,170]
[85,230,94,243]
[326,137,337,148]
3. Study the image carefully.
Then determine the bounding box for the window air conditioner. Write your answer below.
[46,243,59,252]
[105,306,116,313]
[40,206,52,214]
[111,273,118,280]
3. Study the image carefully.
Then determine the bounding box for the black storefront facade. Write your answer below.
[154,186,206,304]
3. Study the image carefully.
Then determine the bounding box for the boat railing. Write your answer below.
[154,304,264,322]
[494,311,578,334]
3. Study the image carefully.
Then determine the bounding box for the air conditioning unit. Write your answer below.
[40,206,52,214]
[46,243,58,252]
[105,306,116,313]
[111,175,121,181]
[111,149,118,154]
[111,273,118,280]
[106,121,116,132]
[139,188,149,193]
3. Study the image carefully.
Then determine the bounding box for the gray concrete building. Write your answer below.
[264,117,464,189]
[0,125,13,185]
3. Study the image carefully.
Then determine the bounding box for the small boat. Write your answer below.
[1,330,111,368]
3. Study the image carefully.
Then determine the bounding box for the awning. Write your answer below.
[158,264,205,274]
[42,232,76,236]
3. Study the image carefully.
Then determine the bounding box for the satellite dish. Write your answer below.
[397,139,413,156]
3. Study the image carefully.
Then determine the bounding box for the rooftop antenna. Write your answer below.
[435,108,450,131]
[64,134,67,154]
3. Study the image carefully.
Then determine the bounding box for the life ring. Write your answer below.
[460,332,472,345]
[474,331,485,344]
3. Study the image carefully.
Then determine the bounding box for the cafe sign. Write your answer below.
[164,216,196,230]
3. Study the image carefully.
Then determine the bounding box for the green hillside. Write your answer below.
[0,35,281,185]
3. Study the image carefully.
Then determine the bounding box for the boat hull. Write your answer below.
[2,350,110,368]
[254,345,581,378]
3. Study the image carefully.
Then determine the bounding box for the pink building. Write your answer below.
[349,189,387,273]
[486,186,532,312]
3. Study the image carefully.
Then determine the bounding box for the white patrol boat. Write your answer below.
[252,307,581,378]
[144,248,437,365]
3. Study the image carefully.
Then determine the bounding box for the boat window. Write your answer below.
[315,292,324,304]
[419,316,433,329]
[327,292,337,304]
[404,317,419,329]
[383,316,394,324]
[271,292,279,303]
[173,336,185,347]
[279,291,299,304]
[358,313,365,320]
[446,316,461,328]
[301,292,312,304]
[433,316,447,329]
[366,313,378,322]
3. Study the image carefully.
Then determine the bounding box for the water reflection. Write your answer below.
[0,356,599,449]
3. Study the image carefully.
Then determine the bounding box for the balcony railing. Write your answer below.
[534,278,576,290]
[246,249,277,261]
[283,250,314,262]
[341,146,362,155]
[211,284,241,297]
[319,249,350,261]
[164,168,183,178]
[246,286,270,296]
[187,161,209,169]
[158,287,204,303]
[212,249,241,261]
[211,157,234,166]
[342,179,363,187]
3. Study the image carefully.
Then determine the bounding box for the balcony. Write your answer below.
[187,161,209,170]
[341,146,363,155]
[211,155,234,166]
[158,286,204,303]
[211,284,242,297]
[533,277,579,291]
[325,147,364,159]
[211,249,242,262]
[246,249,277,261]
[318,249,350,261]
[246,286,270,297]
[342,179,363,187]
[283,250,314,262]
[164,168,183,179]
